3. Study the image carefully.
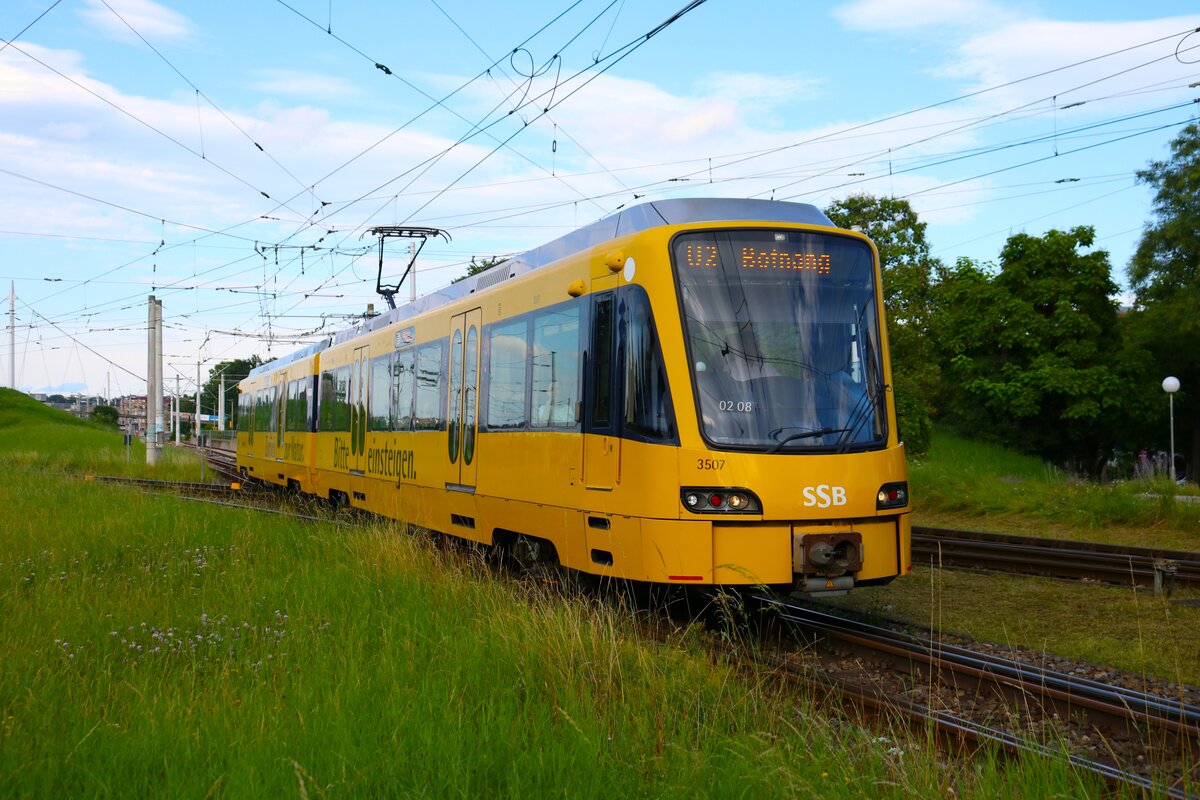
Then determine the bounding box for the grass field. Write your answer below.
[0,389,1107,796]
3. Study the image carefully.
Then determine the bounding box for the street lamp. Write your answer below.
[1162,376,1180,483]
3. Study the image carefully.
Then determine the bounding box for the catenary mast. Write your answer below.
[9,282,14,390]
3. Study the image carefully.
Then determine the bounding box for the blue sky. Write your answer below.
[2,0,1199,396]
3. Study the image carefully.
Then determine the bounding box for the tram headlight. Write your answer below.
[876,481,909,510]
[680,488,761,514]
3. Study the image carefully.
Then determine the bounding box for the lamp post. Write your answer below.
[1162,376,1180,483]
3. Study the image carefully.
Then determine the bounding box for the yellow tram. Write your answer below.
[237,198,911,595]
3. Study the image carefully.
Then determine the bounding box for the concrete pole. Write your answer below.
[196,361,202,442]
[218,374,226,431]
[154,298,163,450]
[146,295,158,466]
[9,281,15,390]
[175,374,181,445]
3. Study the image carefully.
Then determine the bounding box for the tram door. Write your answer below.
[584,290,620,490]
[349,345,370,495]
[447,308,482,490]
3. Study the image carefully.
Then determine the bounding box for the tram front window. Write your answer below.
[673,229,887,452]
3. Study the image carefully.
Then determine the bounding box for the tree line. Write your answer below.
[826,123,1199,481]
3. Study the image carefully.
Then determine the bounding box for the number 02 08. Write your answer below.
[718,400,754,412]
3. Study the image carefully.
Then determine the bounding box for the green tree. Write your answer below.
[1128,122,1200,481]
[452,256,507,284]
[934,228,1127,474]
[90,404,119,429]
[825,195,939,455]
[200,356,261,429]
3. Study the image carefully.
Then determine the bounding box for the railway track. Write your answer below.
[193,443,240,482]
[913,525,1200,590]
[83,474,239,493]
[81,469,366,527]
[753,595,1200,798]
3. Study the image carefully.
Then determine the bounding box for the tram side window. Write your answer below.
[623,290,674,440]
[255,387,275,432]
[237,391,249,432]
[333,366,351,432]
[285,379,305,432]
[531,303,580,429]
[369,353,392,431]
[414,342,445,431]
[486,319,528,429]
[318,371,336,431]
[297,379,309,432]
[392,348,415,431]
[318,367,352,432]
[270,385,281,432]
[590,296,614,428]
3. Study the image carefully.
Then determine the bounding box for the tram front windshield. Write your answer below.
[672,229,887,452]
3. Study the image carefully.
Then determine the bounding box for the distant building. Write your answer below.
[117,395,147,435]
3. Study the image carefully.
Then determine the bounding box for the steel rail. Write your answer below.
[772,601,1200,732]
[753,594,1199,799]
[161,493,360,526]
[913,526,1200,589]
[83,474,238,493]
[796,663,1187,800]
[197,447,240,482]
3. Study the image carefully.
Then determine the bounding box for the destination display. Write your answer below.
[681,242,833,274]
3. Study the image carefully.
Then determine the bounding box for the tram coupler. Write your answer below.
[792,531,863,596]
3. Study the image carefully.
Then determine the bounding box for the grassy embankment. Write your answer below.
[829,430,1200,686]
[0,389,1100,796]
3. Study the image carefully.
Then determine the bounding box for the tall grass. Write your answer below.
[0,390,1109,797]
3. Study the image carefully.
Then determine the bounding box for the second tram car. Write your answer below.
[237,198,911,595]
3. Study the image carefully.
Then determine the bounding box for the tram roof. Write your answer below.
[247,198,835,375]
[339,198,833,346]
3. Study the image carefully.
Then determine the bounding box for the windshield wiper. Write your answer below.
[766,427,849,454]
[835,383,887,453]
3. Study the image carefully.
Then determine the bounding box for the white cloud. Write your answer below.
[78,0,193,44]
[704,73,824,106]
[944,16,1200,93]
